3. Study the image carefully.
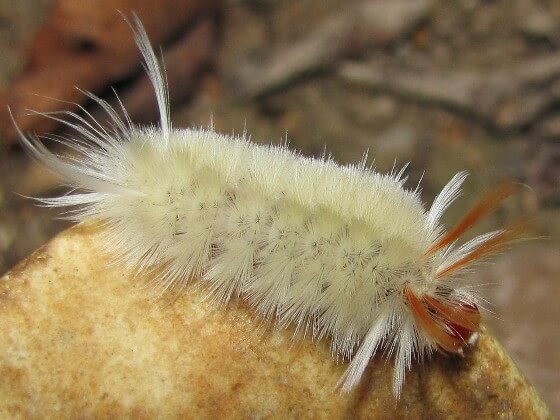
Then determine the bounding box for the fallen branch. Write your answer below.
[232,0,434,100]
[337,54,560,132]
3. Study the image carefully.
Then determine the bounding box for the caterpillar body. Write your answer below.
[14,17,518,399]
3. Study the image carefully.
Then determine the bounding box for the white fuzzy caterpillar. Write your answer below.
[14,16,520,399]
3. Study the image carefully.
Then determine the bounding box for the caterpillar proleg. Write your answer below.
[14,16,520,399]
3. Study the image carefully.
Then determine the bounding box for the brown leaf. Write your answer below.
[1,0,221,145]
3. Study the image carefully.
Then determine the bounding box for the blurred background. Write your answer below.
[0,0,558,413]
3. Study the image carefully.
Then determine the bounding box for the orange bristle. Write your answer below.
[405,287,463,353]
[424,295,480,331]
[435,220,526,278]
[425,181,517,256]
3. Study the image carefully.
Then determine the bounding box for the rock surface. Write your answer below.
[0,224,551,418]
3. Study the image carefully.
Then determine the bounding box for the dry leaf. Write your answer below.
[0,0,220,144]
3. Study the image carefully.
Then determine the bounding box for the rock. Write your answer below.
[482,244,560,415]
[0,224,551,418]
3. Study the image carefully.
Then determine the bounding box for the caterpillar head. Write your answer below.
[408,180,523,354]
[405,287,480,354]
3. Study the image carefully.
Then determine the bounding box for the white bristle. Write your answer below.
[14,16,503,399]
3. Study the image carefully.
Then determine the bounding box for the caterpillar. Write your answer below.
[13,16,519,399]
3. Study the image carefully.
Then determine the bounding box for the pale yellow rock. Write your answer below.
[0,223,552,418]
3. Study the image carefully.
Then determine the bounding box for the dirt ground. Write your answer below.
[1,0,559,414]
